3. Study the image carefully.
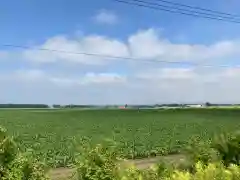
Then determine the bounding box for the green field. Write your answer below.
[0,108,240,167]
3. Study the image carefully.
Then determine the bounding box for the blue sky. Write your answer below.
[1,0,240,104]
[1,0,240,44]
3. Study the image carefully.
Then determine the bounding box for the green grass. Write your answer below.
[0,108,240,167]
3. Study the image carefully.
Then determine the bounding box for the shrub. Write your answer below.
[120,162,240,180]
[171,162,240,180]
[74,140,121,180]
[185,136,218,170]
[0,126,48,180]
[74,139,174,180]
[213,131,240,166]
[73,141,240,180]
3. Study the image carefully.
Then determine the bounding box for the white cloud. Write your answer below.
[0,51,10,61]
[50,73,127,87]
[136,68,196,80]
[221,68,240,78]
[132,67,240,104]
[15,69,46,81]
[1,67,240,104]
[5,69,126,87]
[93,9,118,25]
[128,29,240,63]
[24,35,129,65]
[82,73,127,84]
[23,28,240,66]
[0,51,8,58]
[2,28,240,104]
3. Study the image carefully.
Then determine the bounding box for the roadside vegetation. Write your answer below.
[0,127,48,180]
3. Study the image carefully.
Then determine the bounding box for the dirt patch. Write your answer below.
[126,154,186,169]
[49,168,76,180]
[49,154,186,180]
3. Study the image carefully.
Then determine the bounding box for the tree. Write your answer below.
[205,102,211,107]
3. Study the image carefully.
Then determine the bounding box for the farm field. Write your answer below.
[0,108,240,167]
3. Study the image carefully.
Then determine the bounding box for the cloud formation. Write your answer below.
[0,51,9,61]
[1,28,240,104]
[23,35,129,65]
[1,66,240,104]
[23,29,240,66]
[10,69,126,86]
[93,9,118,25]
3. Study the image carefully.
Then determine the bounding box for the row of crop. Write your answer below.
[1,125,240,180]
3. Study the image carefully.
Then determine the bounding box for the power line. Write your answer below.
[114,0,240,24]
[115,0,240,23]
[2,44,192,65]
[2,44,240,69]
[129,0,240,21]
[149,0,240,18]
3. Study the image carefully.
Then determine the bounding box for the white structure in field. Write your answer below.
[187,104,203,108]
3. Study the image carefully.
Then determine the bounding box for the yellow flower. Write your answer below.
[171,171,191,180]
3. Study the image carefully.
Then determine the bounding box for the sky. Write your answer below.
[1,0,240,104]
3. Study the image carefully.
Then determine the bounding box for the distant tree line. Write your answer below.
[205,102,240,107]
[52,104,100,109]
[1,103,239,109]
[0,104,49,108]
[157,104,184,107]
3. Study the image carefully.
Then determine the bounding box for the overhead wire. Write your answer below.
[113,0,240,23]
[1,1,239,68]
[2,44,240,69]
[127,0,240,21]
[147,0,240,18]
[2,44,188,65]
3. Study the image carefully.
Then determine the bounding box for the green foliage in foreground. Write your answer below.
[74,137,240,180]
[0,127,48,180]
[213,131,240,166]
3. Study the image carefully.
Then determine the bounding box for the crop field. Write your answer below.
[0,108,240,167]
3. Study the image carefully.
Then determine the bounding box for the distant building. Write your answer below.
[187,104,203,108]
[119,106,126,109]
